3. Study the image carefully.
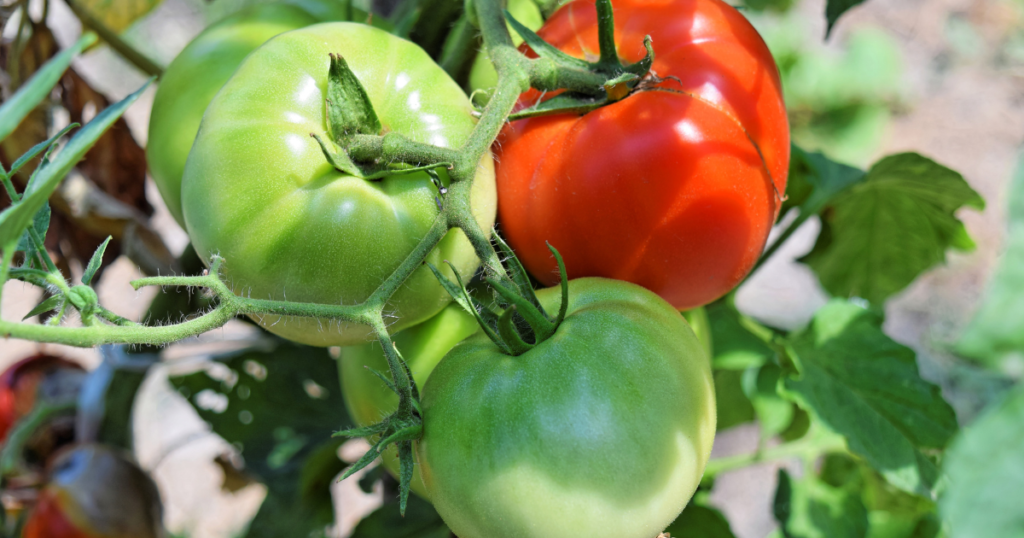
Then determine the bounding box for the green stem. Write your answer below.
[0,170,17,201]
[0,400,77,476]
[366,215,448,309]
[0,242,15,316]
[702,432,847,479]
[63,0,164,78]
[750,210,815,277]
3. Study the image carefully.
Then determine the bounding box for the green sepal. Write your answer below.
[8,123,79,179]
[312,134,364,177]
[377,423,422,447]
[82,236,112,286]
[22,295,62,321]
[325,53,382,141]
[365,366,399,395]
[427,261,510,354]
[334,422,388,439]
[504,9,590,71]
[313,133,452,180]
[486,276,555,344]
[397,442,415,516]
[493,232,544,311]
[623,36,655,78]
[547,243,570,327]
[96,306,136,326]
[507,92,610,121]
[497,307,535,355]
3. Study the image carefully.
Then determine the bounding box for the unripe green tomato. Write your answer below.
[466,0,544,101]
[23,444,164,538]
[339,302,478,498]
[417,278,717,538]
[147,0,386,227]
[182,23,497,347]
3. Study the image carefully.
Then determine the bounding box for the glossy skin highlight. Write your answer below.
[416,278,717,538]
[182,23,497,347]
[496,0,790,310]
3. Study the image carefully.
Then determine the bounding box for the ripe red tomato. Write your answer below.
[495,0,790,310]
[0,355,84,442]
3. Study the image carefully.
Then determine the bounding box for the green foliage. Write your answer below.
[706,298,775,370]
[774,469,869,538]
[825,0,870,37]
[714,369,756,431]
[940,383,1024,538]
[782,300,958,497]
[0,33,95,144]
[957,152,1024,373]
[169,341,352,538]
[664,497,737,538]
[350,492,451,537]
[802,153,984,305]
[0,80,151,248]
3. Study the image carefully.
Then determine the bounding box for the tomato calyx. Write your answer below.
[311,54,453,181]
[430,235,570,357]
[502,0,656,120]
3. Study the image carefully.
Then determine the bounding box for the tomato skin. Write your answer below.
[496,0,789,310]
[23,444,164,538]
[416,278,716,538]
[0,355,84,443]
[147,0,381,227]
[182,23,497,347]
[339,302,478,498]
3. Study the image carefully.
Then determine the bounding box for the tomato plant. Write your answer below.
[23,444,164,538]
[146,0,385,227]
[495,0,790,310]
[181,22,497,347]
[416,278,716,538]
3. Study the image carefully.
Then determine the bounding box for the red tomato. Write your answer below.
[496,0,789,310]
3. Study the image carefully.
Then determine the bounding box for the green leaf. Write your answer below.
[22,294,62,321]
[940,383,1024,538]
[663,501,737,538]
[956,152,1024,372]
[706,298,776,370]
[8,123,79,179]
[743,363,796,440]
[782,300,958,497]
[81,236,112,286]
[715,369,755,431]
[350,492,451,538]
[0,79,151,249]
[14,202,50,253]
[325,53,382,141]
[76,0,164,34]
[0,33,96,144]
[169,340,351,538]
[782,145,866,218]
[826,0,870,38]
[801,153,984,305]
[773,469,869,538]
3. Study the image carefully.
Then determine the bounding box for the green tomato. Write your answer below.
[466,0,544,101]
[417,278,717,538]
[182,23,497,347]
[147,0,386,227]
[339,302,478,498]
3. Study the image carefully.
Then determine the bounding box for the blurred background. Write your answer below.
[1,0,1022,535]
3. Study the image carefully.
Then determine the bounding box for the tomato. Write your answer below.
[181,23,497,347]
[23,444,164,538]
[495,0,790,310]
[147,0,385,227]
[466,0,544,100]
[416,278,716,538]
[339,302,478,498]
[0,355,84,443]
